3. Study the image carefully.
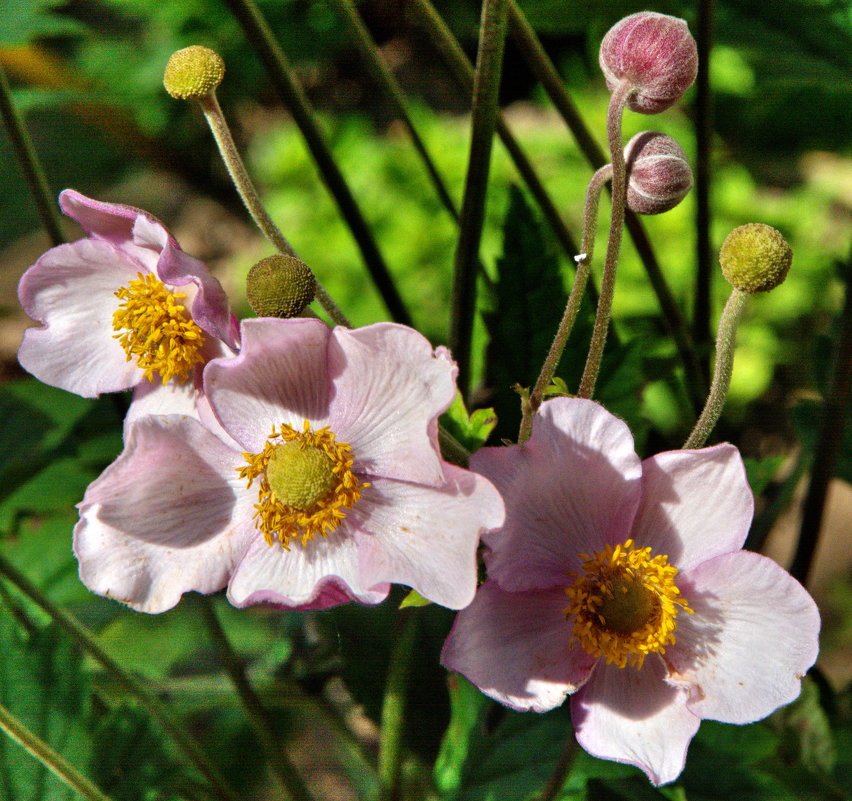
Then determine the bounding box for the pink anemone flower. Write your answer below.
[18,190,238,398]
[441,397,819,785]
[74,318,504,614]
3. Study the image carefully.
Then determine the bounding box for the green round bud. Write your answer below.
[164,46,225,100]
[719,223,792,293]
[246,254,316,318]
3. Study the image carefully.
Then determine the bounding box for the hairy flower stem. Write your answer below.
[451,0,509,399]
[222,0,412,327]
[0,556,241,801]
[198,597,317,801]
[197,91,350,327]
[0,63,64,247]
[683,289,749,449]
[378,611,417,801]
[0,701,114,801]
[519,165,612,443]
[578,80,634,399]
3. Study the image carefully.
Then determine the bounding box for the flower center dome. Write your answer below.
[564,539,692,669]
[112,272,205,383]
[239,421,369,549]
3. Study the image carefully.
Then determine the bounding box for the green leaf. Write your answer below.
[441,392,498,452]
[744,456,786,497]
[774,676,836,776]
[1,0,87,46]
[434,675,489,795]
[400,589,432,608]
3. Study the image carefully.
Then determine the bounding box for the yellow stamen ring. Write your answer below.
[112,272,205,383]
[238,421,369,549]
[564,539,692,669]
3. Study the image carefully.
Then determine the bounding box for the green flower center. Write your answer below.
[266,440,337,510]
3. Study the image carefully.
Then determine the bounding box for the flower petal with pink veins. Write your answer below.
[204,318,333,451]
[441,581,595,712]
[227,529,390,610]
[630,444,753,570]
[666,551,820,724]
[351,465,504,609]
[74,416,254,613]
[471,398,641,592]
[571,657,700,785]
[18,239,143,396]
[326,324,456,486]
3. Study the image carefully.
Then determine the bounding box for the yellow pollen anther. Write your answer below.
[112,272,205,383]
[238,421,369,549]
[564,539,692,669]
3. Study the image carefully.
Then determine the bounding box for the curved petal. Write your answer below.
[326,324,456,485]
[204,318,333,451]
[18,239,144,396]
[571,657,700,786]
[60,189,160,272]
[471,398,641,592]
[666,551,820,724]
[226,527,390,610]
[74,416,253,613]
[155,237,237,350]
[441,581,595,712]
[630,445,753,570]
[351,465,504,610]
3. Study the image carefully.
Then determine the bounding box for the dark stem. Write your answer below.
[538,733,579,801]
[0,62,64,246]
[221,0,412,326]
[199,597,317,801]
[694,0,716,383]
[451,0,509,398]
[790,269,852,585]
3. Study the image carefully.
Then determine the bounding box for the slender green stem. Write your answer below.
[790,267,852,585]
[328,0,458,221]
[505,0,704,408]
[197,91,350,327]
[519,164,612,443]
[0,556,240,801]
[694,0,716,384]
[0,701,114,801]
[538,732,580,801]
[198,597,317,801]
[378,612,418,801]
[578,81,633,399]
[451,0,509,398]
[0,62,64,246]
[406,0,587,293]
[683,289,749,449]
[221,0,412,326]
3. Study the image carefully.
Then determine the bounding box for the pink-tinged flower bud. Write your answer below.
[624,131,693,214]
[599,12,698,114]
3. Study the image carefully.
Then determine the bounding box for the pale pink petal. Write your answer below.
[351,465,504,609]
[204,318,333,451]
[471,398,641,592]
[226,529,390,610]
[60,189,160,272]
[18,239,144,396]
[572,657,700,785]
[666,551,820,724]
[74,416,254,613]
[441,581,595,712]
[125,375,203,427]
[630,445,753,570]
[325,324,456,485]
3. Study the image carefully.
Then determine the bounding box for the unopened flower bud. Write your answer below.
[164,46,225,100]
[246,254,316,318]
[624,131,692,214]
[599,12,698,114]
[719,224,792,293]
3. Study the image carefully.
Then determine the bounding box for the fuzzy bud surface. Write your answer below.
[246,254,316,318]
[164,46,225,100]
[599,12,698,114]
[624,131,693,214]
[720,223,792,293]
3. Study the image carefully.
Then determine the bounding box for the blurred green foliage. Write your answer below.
[0,1,849,800]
